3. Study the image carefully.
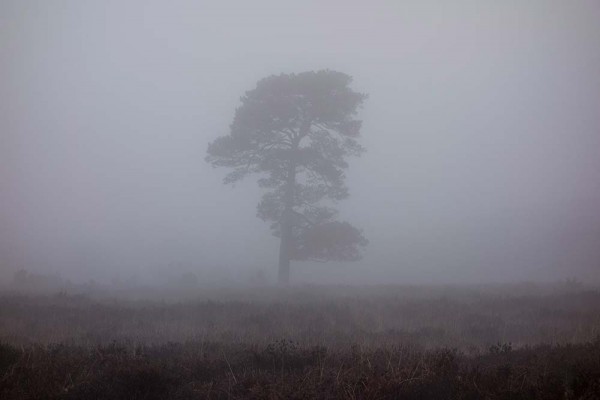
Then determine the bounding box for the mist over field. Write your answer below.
[2,0,599,287]
[3,3,600,398]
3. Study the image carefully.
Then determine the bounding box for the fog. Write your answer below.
[2,0,599,287]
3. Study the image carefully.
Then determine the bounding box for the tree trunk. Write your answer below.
[278,223,291,285]
[278,142,298,286]
[277,182,294,285]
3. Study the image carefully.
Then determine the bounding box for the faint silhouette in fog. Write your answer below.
[207,70,368,284]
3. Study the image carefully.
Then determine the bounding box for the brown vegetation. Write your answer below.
[1,285,599,398]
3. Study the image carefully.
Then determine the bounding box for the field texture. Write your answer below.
[1,284,599,399]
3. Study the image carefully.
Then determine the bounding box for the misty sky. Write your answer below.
[2,0,599,284]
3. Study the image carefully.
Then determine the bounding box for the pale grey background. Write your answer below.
[1,0,599,285]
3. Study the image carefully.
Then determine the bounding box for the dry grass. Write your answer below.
[1,339,600,399]
[1,284,599,398]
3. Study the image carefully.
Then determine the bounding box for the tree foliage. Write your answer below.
[207,70,368,279]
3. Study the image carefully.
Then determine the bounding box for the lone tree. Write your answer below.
[207,70,368,284]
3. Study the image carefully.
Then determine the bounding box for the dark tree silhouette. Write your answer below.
[206,70,368,284]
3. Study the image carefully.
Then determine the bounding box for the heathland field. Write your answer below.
[1,284,600,399]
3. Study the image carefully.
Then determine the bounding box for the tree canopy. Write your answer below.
[206,70,368,284]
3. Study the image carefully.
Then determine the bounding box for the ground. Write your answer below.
[1,283,599,399]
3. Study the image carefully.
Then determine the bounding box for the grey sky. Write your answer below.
[2,0,599,284]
